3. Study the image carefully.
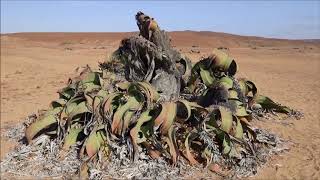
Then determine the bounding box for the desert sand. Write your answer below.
[1,32,319,179]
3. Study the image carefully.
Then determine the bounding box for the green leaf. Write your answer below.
[229,99,249,117]
[58,87,75,100]
[254,95,291,113]
[111,96,141,135]
[82,83,101,93]
[219,107,233,133]
[85,130,106,158]
[102,92,123,118]
[159,102,177,135]
[128,82,159,107]
[218,76,233,90]
[227,89,249,117]
[228,89,238,99]
[62,127,83,150]
[246,80,257,97]
[199,67,214,87]
[211,48,237,76]
[222,135,231,155]
[96,89,109,98]
[25,114,57,143]
[238,79,248,95]
[188,58,213,90]
[176,100,205,121]
[238,78,257,97]
[45,107,63,116]
[234,117,243,139]
[64,96,86,114]
[130,110,153,161]
[130,110,153,144]
[68,101,90,120]
[81,72,100,85]
[60,96,86,123]
[50,99,67,109]
[116,81,130,90]
[122,110,136,133]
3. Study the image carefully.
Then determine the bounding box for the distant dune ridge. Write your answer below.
[2,31,319,49]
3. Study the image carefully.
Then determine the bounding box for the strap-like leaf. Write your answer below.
[61,96,86,120]
[254,95,291,113]
[210,49,237,76]
[50,99,67,109]
[25,114,57,143]
[58,87,75,100]
[159,102,177,135]
[116,81,130,90]
[229,99,249,117]
[68,101,90,120]
[102,92,123,118]
[92,96,102,114]
[234,117,243,139]
[199,67,214,87]
[218,76,233,90]
[82,83,101,93]
[165,126,179,164]
[85,130,107,158]
[130,110,153,144]
[184,132,199,165]
[130,110,153,161]
[246,80,257,97]
[179,56,192,84]
[45,107,63,116]
[81,72,100,85]
[176,100,192,120]
[154,102,174,130]
[219,107,233,133]
[176,99,205,121]
[128,82,159,107]
[96,89,109,98]
[188,57,213,90]
[239,117,251,126]
[111,96,141,135]
[84,93,94,111]
[228,89,249,117]
[62,127,83,150]
[222,135,231,155]
[238,78,257,98]
[121,110,136,134]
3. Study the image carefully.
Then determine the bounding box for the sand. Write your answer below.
[1,32,319,179]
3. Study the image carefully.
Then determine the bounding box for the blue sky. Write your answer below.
[1,1,319,39]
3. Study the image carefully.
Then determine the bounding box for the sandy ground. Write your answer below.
[1,32,319,179]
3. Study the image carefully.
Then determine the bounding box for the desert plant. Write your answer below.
[23,11,301,178]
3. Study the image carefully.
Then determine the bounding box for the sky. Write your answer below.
[1,1,319,39]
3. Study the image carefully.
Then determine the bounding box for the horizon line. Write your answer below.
[2,30,320,41]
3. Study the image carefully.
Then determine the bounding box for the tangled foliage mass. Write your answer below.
[2,12,301,179]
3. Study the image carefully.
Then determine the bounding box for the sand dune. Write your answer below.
[1,31,319,179]
[5,31,320,48]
